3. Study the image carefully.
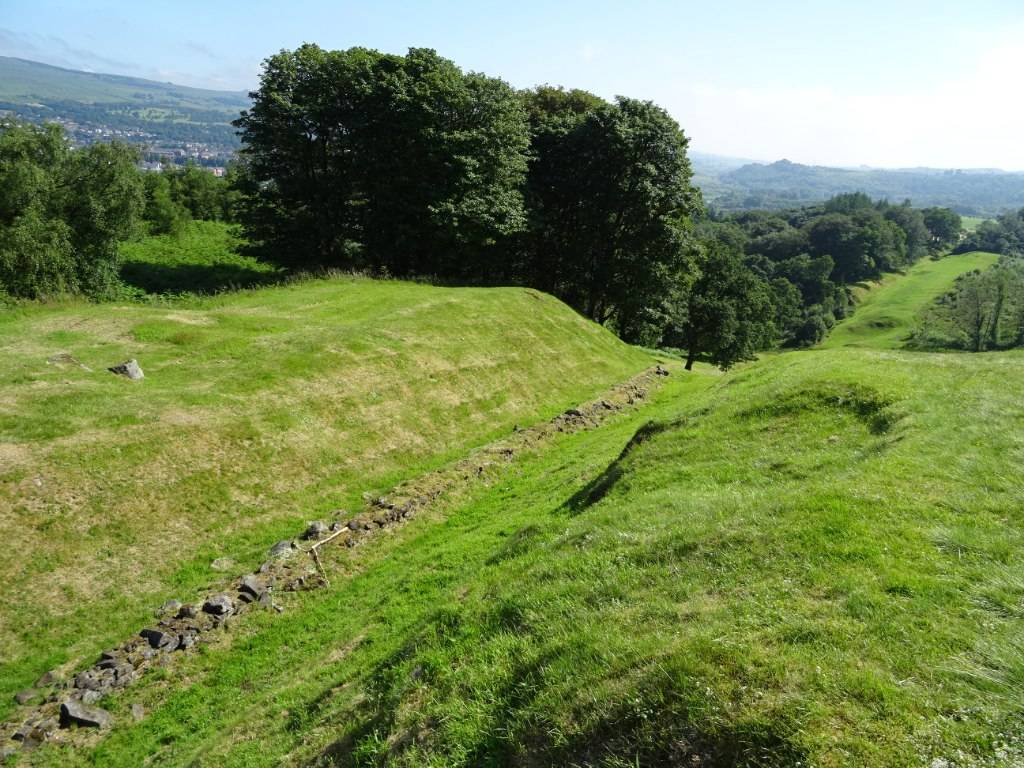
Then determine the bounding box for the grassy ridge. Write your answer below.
[0,278,652,720]
[41,335,1024,766]
[820,251,999,350]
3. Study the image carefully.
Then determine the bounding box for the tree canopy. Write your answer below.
[0,121,143,299]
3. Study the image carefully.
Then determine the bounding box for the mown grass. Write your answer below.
[820,251,999,350]
[119,221,280,295]
[0,278,653,722]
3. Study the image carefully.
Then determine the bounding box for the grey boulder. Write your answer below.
[108,359,144,380]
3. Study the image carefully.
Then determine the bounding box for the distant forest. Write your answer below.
[696,158,1024,216]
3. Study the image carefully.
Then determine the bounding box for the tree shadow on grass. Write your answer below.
[120,260,282,295]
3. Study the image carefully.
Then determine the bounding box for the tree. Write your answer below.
[235,44,529,275]
[665,241,776,370]
[141,171,190,235]
[922,207,963,249]
[519,94,701,343]
[0,122,143,298]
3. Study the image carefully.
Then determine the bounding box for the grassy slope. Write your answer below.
[0,278,653,720]
[12,253,1024,768]
[22,258,1022,767]
[0,56,248,111]
[820,251,999,350]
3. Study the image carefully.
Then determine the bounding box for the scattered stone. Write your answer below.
[60,700,112,729]
[177,603,198,620]
[302,520,329,540]
[269,540,297,559]
[130,703,145,722]
[1,745,19,759]
[210,557,235,572]
[178,632,197,651]
[107,359,144,380]
[347,520,361,531]
[139,628,179,651]
[79,690,102,705]
[35,670,59,688]
[14,690,35,705]
[202,594,234,616]
[655,364,670,376]
[73,671,105,692]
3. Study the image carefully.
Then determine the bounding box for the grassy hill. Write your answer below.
[820,251,999,350]
[6,254,1023,767]
[697,156,1024,215]
[0,56,248,151]
[0,279,653,724]
[0,57,248,112]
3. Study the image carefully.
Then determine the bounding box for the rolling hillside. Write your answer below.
[695,155,1024,215]
[0,56,248,152]
[5,255,1023,767]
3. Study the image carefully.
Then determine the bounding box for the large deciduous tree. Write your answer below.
[519,90,701,344]
[234,45,529,275]
[664,241,776,370]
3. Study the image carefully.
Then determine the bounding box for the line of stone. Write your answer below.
[1,364,670,757]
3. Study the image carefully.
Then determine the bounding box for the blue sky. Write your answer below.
[3,0,1024,168]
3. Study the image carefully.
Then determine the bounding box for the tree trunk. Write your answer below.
[685,351,695,370]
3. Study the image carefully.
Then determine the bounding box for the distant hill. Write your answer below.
[0,56,250,160]
[697,156,1024,216]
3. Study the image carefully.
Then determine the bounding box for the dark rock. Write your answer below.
[14,689,35,705]
[107,359,144,380]
[655,364,670,376]
[158,599,182,616]
[74,670,104,692]
[303,520,329,540]
[178,631,197,650]
[140,628,179,651]
[177,603,198,619]
[269,540,296,559]
[202,594,234,616]
[239,574,267,599]
[60,699,112,729]
[346,520,361,531]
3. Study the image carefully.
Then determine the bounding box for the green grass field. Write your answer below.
[820,251,999,350]
[0,279,653,725]
[5,252,1023,767]
[962,216,986,233]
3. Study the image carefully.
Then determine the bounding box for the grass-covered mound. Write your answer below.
[820,251,998,350]
[0,278,653,719]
